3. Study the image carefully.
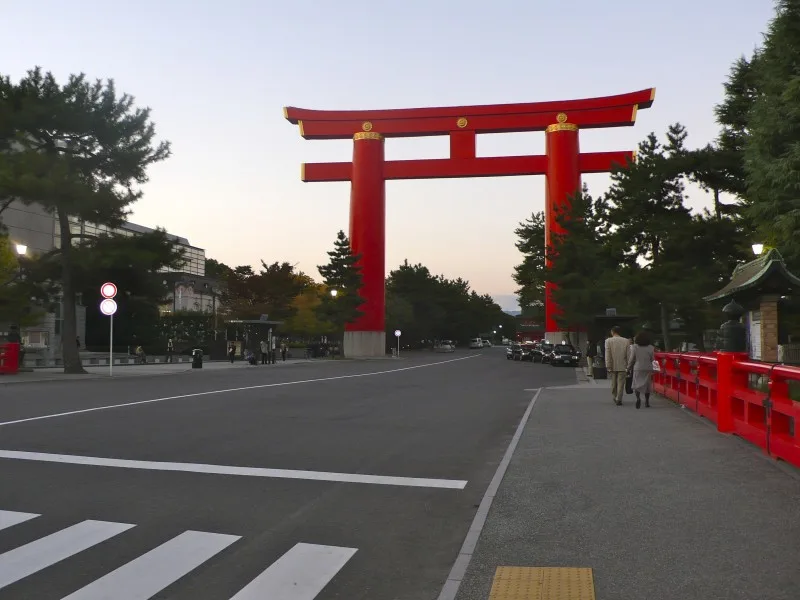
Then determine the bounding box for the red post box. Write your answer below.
[0,342,21,375]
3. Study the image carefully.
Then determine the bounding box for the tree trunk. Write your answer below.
[659,302,672,352]
[58,210,87,374]
[713,187,722,219]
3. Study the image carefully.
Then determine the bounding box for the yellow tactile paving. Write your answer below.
[488,566,595,600]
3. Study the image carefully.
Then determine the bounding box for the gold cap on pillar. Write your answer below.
[354,131,384,141]
[546,112,578,133]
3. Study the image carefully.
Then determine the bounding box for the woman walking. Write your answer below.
[628,330,655,409]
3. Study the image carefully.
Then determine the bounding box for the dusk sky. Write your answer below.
[2,0,774,310]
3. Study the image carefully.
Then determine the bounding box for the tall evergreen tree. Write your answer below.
[0,68,170,373]
[512,211,546,317]
[713,53,762,200]
[547,186,616,336]
[316,231,363,350]
[743,0,800,270]
[605,125,693,349]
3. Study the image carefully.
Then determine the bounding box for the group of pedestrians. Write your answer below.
[228,340,288,365]
[604,326,657,409]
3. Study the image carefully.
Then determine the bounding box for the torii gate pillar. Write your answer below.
[346,132,386,358]
[544,115,581,334]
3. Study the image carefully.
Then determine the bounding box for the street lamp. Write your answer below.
[752,243,764,256]
[329,289,339,357]
[14,244,26,278]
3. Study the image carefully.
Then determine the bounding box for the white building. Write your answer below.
[1,199,213,363]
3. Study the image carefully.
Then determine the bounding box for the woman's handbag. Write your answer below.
[625,370,634,394]
[652,360,661,372]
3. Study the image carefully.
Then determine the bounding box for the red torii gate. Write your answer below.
[284,88,655,357]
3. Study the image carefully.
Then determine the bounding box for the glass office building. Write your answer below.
[54,218,206,277]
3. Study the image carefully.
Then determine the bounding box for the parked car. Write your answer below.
[435,341,455,353]
[548,343,582,366]
[482,339,492,348]
[532,342,554,363]
[506,343,518,360]
[469,338,484,349]
[510,342,535,361]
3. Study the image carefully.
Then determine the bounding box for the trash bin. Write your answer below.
[191,348,203,369]
[0,342,21,375]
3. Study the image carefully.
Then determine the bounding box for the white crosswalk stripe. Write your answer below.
[0,508,357,599]
[230,543,357,600]
[0,509,39,532]
[0,519,135,590]
[62,530,241,600]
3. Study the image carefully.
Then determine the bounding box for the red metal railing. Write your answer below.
[653,351,800,468]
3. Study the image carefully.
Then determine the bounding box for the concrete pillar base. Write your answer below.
[344,331,386,358]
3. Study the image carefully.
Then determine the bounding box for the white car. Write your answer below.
[482,339,492,348]
[469,338,484,349]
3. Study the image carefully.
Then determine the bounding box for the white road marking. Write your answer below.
[230,543,357,600]
[0,355,479,428]
[0,510,39,532]
[0,520,134,590]
[0,450,468,489]
[62,530,240,600]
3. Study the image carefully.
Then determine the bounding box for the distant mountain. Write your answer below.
[504,310,521,317]
[492,294,519,313]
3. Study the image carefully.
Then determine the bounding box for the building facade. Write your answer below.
[1,200,213,363]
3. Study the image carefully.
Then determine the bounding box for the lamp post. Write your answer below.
[330,289,338,357]
[752,243,765,256]
[14,244,26,278]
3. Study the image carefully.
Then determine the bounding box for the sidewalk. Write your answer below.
[451,381,800,600]
[0,358,311,384]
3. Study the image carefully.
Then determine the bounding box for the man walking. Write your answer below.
[605,326,629,406]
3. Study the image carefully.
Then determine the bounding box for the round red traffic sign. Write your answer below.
[100,282,117,299]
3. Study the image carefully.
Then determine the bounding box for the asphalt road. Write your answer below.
[0,348,576,599]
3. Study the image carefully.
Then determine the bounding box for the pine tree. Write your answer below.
[743,0,800,270]
[604,125,693,349]
[511,211,546,317]
[548,186,617,335]
[316,231,364,350]
[713,53,762,200]
[0,68,170,373]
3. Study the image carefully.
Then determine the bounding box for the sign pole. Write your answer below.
[109,313,113,377]
[100,282,119,377]
[394,329,401,358]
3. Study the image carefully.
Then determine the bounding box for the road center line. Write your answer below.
[0,450,468,489]
[0,355,479,428]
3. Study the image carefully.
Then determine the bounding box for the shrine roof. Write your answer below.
[704,249,800,302]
